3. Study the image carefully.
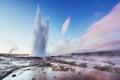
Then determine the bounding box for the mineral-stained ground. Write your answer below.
[0,50,120,80]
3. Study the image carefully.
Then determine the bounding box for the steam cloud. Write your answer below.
[9,46,19,54]
[32,5,49,57]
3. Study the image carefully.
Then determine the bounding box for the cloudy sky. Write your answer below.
[0,0,120,55]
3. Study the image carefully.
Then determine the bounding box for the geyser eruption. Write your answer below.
[32,5,49,57]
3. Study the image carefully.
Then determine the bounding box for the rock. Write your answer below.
[12,74,16,77]
[93,66,110,71]
[32,77,36,80]
[114,68,120,73]
[79,63,87,68]
[52,66,69,71]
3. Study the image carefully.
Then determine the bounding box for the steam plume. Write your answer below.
[9,46,19,54]
[32,4,49,57]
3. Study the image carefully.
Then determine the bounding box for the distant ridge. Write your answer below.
[71,49,120,56]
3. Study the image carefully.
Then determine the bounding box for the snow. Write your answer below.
[53,55,120,68]
[3,68,33,80]
[0,52,120,80]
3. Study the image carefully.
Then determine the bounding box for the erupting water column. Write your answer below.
[32,5,49,57]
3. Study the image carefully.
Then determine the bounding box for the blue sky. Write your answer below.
[0,0,119,54]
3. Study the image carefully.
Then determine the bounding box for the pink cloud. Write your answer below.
[62,17,70,35]
[82,2,120,41]
[80,2,120,50]
[86,40,120,50]
[48,2,120,55]
[91,41,120,51]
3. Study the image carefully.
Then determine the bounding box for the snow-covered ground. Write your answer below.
[0,52,120,80]
[53,55,120,68]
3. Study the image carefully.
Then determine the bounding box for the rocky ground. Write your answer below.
[0,50,120,80]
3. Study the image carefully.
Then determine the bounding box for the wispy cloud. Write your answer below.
[62,17,70,35]
[47,2,120,55]
[80,12,104,29]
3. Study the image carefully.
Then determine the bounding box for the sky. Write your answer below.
[0,0,120,55]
